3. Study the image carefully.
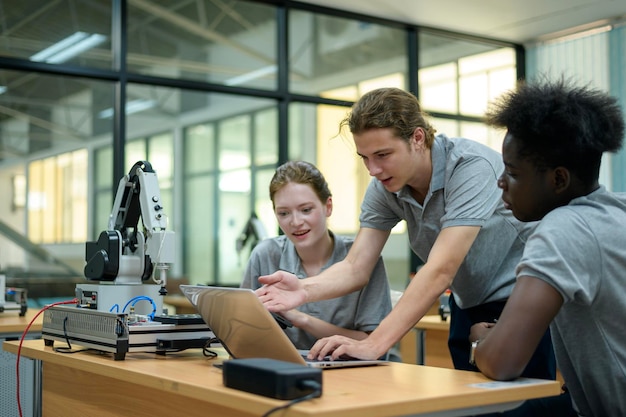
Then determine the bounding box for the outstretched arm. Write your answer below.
[309,225,481,360]
[257,227,390,311]
[471,276,563,380]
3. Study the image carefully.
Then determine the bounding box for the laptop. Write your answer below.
[179,284,388,369]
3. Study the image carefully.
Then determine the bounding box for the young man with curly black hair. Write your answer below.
[470,78,626,417]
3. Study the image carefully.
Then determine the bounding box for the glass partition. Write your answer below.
[0,70,114,167]
[288,10,407,99]
[0,0,112,69]
[181,93,277,285]
[0,70,113,279]
[418,30,517,151]
[127,0,277,89]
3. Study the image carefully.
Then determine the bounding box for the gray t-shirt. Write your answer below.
[360,134,535,308]
[241,232,392,350]
[516,186,626,417]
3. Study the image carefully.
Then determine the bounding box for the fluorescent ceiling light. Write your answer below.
[224,65,277,86]
[30,31,107,64]
[125,99,156,115]
[98,99,156,119]
[0,86,6,95]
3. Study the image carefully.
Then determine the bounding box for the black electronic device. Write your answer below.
[222,358,322,400]
[152,314,206,325]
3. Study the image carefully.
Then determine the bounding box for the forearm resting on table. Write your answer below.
[473,276,563,380]
[474,326,537,381]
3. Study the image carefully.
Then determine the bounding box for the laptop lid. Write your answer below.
[179,285,387,369]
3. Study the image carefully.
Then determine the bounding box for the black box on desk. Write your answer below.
[222,358,322,400]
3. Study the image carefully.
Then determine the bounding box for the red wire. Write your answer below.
[16,299,78,417]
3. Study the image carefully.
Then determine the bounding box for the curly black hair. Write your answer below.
[485,77,625,185]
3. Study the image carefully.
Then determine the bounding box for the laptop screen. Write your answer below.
[179,285,307,365]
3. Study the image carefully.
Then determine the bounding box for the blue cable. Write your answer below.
[122,296,157,320]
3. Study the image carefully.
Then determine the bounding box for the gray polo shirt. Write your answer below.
[241,232,391,349]
[360,134,535,308]
[517,186,626,416]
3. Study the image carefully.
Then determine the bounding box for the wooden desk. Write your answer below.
[5,339,561,417]
[0,309,44,336]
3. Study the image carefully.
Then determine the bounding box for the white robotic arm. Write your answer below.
[84,161,175,294]
[48,163,210,354]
